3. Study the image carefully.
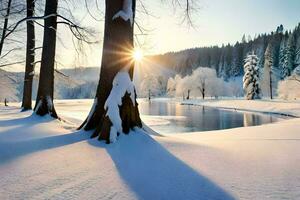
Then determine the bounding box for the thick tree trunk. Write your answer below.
[21,0,35,111]
[0,0,12,56]
[33,0,58,118]
[79,0,142,143]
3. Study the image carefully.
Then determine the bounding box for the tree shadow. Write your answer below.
[0,112,61,142]
[0,111,90,165]
[89,130,234,200]
[0,130,89,165]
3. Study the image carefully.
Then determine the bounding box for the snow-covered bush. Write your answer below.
[226,77,244,97]
[278,68,300,100]
[243,53,261,100]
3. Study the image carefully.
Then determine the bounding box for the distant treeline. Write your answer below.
[149,23,300,81]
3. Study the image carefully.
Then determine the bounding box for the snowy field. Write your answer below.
[0,99,300,200]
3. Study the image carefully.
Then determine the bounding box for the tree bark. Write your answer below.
[79,0,142,143]
[0,0,12,56]
[33,0,58,118]
[21,0,35,111]
[269,69,273,99]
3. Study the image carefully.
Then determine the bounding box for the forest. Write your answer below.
[149,24,300,81]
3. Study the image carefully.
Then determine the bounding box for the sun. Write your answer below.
[133,49,143,61]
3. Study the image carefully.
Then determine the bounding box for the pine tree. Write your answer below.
[263,44,274,99]
[243,53,261,100]
[279,35,287,79]
[281,34,296,79]
[295,26,300,70]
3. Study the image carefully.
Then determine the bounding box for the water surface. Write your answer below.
[138,100,288,134]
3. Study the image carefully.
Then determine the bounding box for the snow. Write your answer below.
[1,99,300,199]
[85,98,98,128]
[181,98,300,117]
[104,72,136,143]
[112,0,133,26]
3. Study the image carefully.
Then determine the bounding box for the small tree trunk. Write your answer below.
[79,0,142,143]
[202,89,205,99]
[186,89,190,100]
[33,0,58,118]
[148,89,151,101]
[0,0,12,56]
[269,70,273,99]
[21,0,35,111]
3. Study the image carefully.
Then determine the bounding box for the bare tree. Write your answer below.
[21,0,35,111]
[0,0,12,56]
[33,0,59,117]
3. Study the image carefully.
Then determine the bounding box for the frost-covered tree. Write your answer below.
[139,74,166,97]
[167,74,181,96]
[243,53,261,100]
[168,67,226,98]
[263,44,274,99]
[281,34,296,79]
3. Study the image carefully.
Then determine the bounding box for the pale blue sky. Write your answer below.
[147,0,300,54]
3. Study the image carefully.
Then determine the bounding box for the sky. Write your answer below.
[3,0,300,71]
[148,0,300,53]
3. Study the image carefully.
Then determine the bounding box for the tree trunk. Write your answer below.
[33,0,58,118]
[21,0,35,111]
[79,0,142,143]
[0,0,12,56]
[269,70,273,99]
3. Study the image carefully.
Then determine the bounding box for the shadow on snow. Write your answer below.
[89,130,234,200]
[0,111,233,200]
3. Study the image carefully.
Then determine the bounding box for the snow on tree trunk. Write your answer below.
[79,0,142,143]
[33,0,58,118]
[22,0,35,111]
[243,53,261,100]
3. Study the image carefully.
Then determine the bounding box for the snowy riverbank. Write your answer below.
[180,98,300,117]
[0,99,300,199]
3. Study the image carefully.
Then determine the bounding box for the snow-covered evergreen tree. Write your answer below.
[281,34,296,79]
[243,53,261,100]
[263,44,274,98]
[279,35,287,78]
[294,25,300,70]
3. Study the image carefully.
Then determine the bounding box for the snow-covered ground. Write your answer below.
[181,98,300,117]
[0,99,300,200]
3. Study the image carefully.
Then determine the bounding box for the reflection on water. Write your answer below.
[138,100,288,134]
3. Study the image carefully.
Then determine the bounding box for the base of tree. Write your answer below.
[82,93,142,143]
[21,106,32,112]
[34,96,58,118]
